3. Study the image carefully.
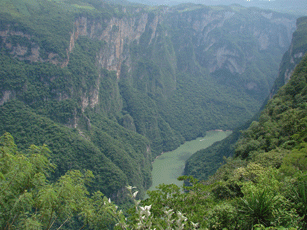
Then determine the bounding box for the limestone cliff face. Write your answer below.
[1,6,296,106]
[270,16,307,97]
[70,13,162,78]
[165,8,296,76]
[0,3,302,198]
[0,29,63,64]
[57,12,163,115]
[0,5,298,134]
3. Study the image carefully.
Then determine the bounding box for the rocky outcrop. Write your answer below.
[0,4,298,133]
[167,8,296,76]
[270,16,307,97]
[0,90,15,106]
[1,6,296,97]
[69,13,162,78]
[0,29,64,64]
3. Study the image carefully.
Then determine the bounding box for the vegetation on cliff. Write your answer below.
[141,53,307,229]
[2,53,307,229]
[0,0,298,205]
[0,0,307,228]
[184,16,307,182]
[270,16,307,96]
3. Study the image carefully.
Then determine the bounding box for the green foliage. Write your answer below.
[2,131,307,230]
[0,0,303,226]
[235,54,307,160]
[120,81,183,156]
[0,100,130,198]
[138,163,305,229]
[0,0,155,199]
[286,177,307,227]
[184,129,242,181]
[238,189,278,228]
[211,180,243,200]
[280,147,307,176]
[205,203,238,230]
[0,132,121,229]
[270,16,307,97]
[160,53,307,230]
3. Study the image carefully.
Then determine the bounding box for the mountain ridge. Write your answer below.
[0,0,298,199]
[184,16,307,182]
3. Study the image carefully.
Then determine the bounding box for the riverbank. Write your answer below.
[147,130,232,192]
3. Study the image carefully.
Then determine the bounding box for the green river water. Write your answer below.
[148,130,232,192]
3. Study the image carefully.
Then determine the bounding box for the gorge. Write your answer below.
[1,0,307,229]
[0,0,300,201]
[149,130,232,191]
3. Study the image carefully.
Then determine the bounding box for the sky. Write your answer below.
[126,0,307,15]
[128,0,275,6]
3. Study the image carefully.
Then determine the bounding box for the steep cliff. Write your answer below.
[185,16,307,182]
[270,16,307,97]
[0,0,299,199]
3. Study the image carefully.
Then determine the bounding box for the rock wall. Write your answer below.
[270,16,307,97]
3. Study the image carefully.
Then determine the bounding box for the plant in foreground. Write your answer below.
[113,186,199,230]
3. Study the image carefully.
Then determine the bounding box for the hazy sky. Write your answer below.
[126,0,306,16]
[127,0,273,6]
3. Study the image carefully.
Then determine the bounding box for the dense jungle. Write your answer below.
[1,0,307,229]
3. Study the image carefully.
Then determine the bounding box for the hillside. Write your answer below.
[1,53,307,230]
[141,47,307,230]
[270,16,307,97]
[0,0,297,199]
[184,16,307,182]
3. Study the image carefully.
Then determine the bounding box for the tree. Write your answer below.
[0,132,121,229]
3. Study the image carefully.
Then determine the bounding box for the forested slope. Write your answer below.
[142,50,307,230]
[185,16,307,182]
[1,52,307,230]
[0,0,154,199]
[270,16,307,97]
[0,0,297,199]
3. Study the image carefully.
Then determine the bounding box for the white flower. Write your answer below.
[135,200,141,206]
[191,221,199,228]
[133,191,139,198]
[140,205,151,211]
[126,185,136,190]
[164,209,173,215]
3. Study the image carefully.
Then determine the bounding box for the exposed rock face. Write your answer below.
[61,7,296,92]
[168,9,295,75]
[210,47,243,74]
[69,14,160,78]
[269,16,307,97]
[0,5,298,127]
[0,90,15,106]
[0,4,302,199]
[0,6,296,90]
[0,29,64,64]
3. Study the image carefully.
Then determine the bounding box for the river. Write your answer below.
[147,130,232,192]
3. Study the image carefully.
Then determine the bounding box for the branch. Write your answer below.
[56,217,70,230]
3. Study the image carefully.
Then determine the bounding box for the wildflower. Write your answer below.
[133,191,139,198]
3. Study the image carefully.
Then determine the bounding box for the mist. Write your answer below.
[126,0,307,15]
